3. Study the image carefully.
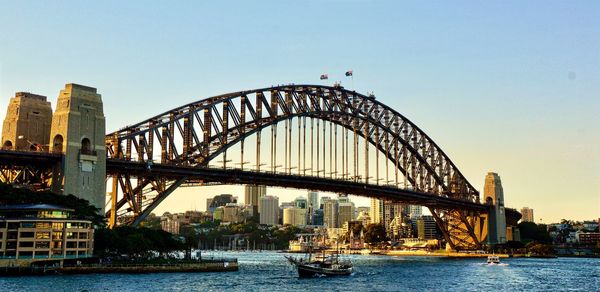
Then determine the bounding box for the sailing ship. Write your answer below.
[285,245,353,277]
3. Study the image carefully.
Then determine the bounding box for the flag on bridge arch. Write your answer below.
[345,70,353,77]
[320,74,328,80]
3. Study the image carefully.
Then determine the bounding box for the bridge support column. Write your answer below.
[49,84,106,212]
[484,172,507,245]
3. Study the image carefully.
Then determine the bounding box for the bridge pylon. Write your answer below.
[49,84,106,211]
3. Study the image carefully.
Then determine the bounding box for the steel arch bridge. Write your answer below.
[105,84,487,250]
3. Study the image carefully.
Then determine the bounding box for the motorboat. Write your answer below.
[487,255,500,264]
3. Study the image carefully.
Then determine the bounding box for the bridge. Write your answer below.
[0,83,507,250]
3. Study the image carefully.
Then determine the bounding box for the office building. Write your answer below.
[259,196,279,225]
[245,184,266,214]
[323,199,339,228]
[370,198,383,224]
[417,215,438,240]
[383,200,404,231]
[294,196,308,209]
[338,202,355,228]
[283,207,307,226]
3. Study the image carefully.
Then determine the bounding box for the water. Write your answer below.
[1,252,598,291]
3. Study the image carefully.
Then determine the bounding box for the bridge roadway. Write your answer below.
[0,150,488,212]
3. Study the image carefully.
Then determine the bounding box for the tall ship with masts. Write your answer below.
[285,243,353,277]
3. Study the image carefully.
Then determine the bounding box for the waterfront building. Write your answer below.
[283,207,307,226]
[259,196,279,225]
[0,204,94,261]
[520,207,534,223]
[337,202,355,228]
[370,198,383,224]
[417,215,438,240]
[245,185,266,215]
[389,216,413,240]
[323,199,339,228]
[576,231,600,245]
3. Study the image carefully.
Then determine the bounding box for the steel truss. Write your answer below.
[105,84,482,249]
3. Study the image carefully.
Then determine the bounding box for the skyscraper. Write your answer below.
[283,207,307,226]
[383,200,404,231]
[370,198,383,224]
[407,205,422,218]
[521,207,534,223]
[323,199,339,228]
[294,196,308,209]
[245,184,266,214]
[308,191,319,210]
[259,195,279,225]
[338,202,355,228]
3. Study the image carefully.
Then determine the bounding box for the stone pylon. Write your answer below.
[1,92,52,151]
[484,172,507,244]
[49,84,106,212]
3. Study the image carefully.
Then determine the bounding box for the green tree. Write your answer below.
[518,222,552,244]
[364,223,388,245]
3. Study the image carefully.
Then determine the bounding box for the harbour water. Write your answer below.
[1,251,598,291]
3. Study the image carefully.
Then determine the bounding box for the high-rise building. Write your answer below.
[521,207,534,223]
[484,172,507,244]
[323,199,339,228]
[308,191,319,210]
[407,205,422,218]
[338,194,350,203]
[294,196,308,209]
[223,203,244,223]
[283,207,307,226]
[320,196,331,209]
[259,196,279,225]
[338,202,355,228]
[208,194,237,213]
[245,184,266,214]
[370,198,383,224]
[312,209,324,226]
[383,200,404,231]
[206,198,213,212]
[417,215,438,240]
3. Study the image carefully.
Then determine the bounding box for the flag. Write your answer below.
[320,74,328,80]
[345,70,353,77]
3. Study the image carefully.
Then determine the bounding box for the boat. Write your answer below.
[487,255,500,264]
[285,246,353,277]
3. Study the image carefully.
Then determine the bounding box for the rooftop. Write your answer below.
[0,204,74,212]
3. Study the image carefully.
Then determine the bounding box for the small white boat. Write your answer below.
[487,255,500,264]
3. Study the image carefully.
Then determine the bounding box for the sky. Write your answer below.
[0,1,598,223]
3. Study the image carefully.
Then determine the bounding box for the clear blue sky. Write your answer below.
[1,1,598,223]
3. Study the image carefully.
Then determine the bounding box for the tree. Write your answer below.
[518,222,551,244]
[364,223,388,245]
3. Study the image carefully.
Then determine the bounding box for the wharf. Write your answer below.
[0,259,238,275]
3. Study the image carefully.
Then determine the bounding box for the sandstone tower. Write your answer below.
[49,84,106,211]
[484,172,507,244]
[1,92,52,151]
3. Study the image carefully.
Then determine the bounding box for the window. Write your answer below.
[66,242,77,249]
[52,222,64,229]
[19,241,34,248]
[18,251,33,258]
[35,241,50,249]
[66,251,76,256]
[66,232,76,239]
[78,242,87,249]
[21,222,35,228]
[19,232,34,238]
[35,222,51,229]
[35,251,49,257]
[51,241,62,249]
[52,231,63,241]
[79,232,88,239]
[7,222,19,229]
[36,232,50,240]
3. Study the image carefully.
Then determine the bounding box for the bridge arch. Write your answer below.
[106,85,483,249]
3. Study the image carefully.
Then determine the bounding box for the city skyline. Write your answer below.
[0,1,598,223]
